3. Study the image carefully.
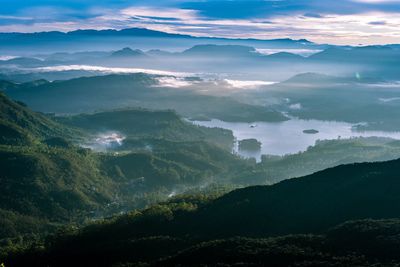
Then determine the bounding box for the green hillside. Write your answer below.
[234,137,400,185]
[58,108,234,150]
[9,157,400,266]
[0,93,246,241]
[0,92,80,145]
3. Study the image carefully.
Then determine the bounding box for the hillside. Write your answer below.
[2,74,287,122]
[247,72,400,131]
[9,158,400,266]
[0,93,247,241]
[0,92,80,145]
[51,158,400,239]
[0,92,114,238]
[58,108,234,149]
[191,159,400,237]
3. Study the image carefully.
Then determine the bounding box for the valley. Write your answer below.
[1,20,400,266]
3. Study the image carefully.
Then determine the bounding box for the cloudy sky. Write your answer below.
[1,0,400,44]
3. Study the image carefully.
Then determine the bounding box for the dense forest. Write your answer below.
[5,157,400,266]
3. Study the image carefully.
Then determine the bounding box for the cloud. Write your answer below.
[289,103,302,110]
[181,0,400,18]
[0,56,18,61]
[154,77,194,87]
[33,65,192,77]
[121,6,198,20]
[379,97,400,102]
[223,79,277,89]
[256,48,322,56]
[2,1,400,44]
[353,0,400,3]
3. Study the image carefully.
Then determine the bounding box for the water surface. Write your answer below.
[192,119,400,161]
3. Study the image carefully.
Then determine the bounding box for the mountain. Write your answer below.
[0,28,317,45]
[2,74,288,122]
[282,72,347,84]
[0,93,247,241]
[10,158,400,266]
[0,57,45,67]
[247,71,400,130]
[0,92,79,145]
[310,46,400,64]
[190,159,400,237]
[0,28,190,40]
[69,28,189,38]
[0,80,19,90]
[147,49,175,57]
[105,157,400,239]
[58,108,235,150]
[0,93,118,238]
[266,51,305,61]
[0,93,114,229]
[0,27,322,54]
[110,47,148,58]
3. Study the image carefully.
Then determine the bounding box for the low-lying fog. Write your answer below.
[84,132,125,151]
[192,119,400,162]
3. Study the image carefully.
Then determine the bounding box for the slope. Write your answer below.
[12,158,400,266]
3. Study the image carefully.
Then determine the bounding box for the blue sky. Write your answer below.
[1,0,400,44]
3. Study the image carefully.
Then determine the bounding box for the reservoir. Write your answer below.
[192,119,400,161]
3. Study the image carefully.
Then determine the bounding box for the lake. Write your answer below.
[192,119,400,161]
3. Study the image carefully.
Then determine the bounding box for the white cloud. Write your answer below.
[224,79,276,89]
[256,48,322,56]
[121,7,198,20]
[289,103,302,110]
[2,5,400,45]
[0,56,18,61]
[154,77,194,87]
[34,65,192,77]
[379,97,400,102]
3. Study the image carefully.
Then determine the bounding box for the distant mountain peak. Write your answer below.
[266,52,304,60]
[111,47,147,57]
[283,72,338,84]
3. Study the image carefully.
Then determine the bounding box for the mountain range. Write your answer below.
[0,28,324,55]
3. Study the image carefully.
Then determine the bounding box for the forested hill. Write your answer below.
[0,92,80,145]
[41,157,400,240]
[192,158,400,237]
[0,93,245,241]
[58,108,234,149]
[11,157,400,266]
[2,74,288,122]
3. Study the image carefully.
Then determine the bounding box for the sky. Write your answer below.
[1,0,400,45]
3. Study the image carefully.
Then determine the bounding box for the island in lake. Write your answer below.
[303,129,319,134]
[239,138,262,151]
